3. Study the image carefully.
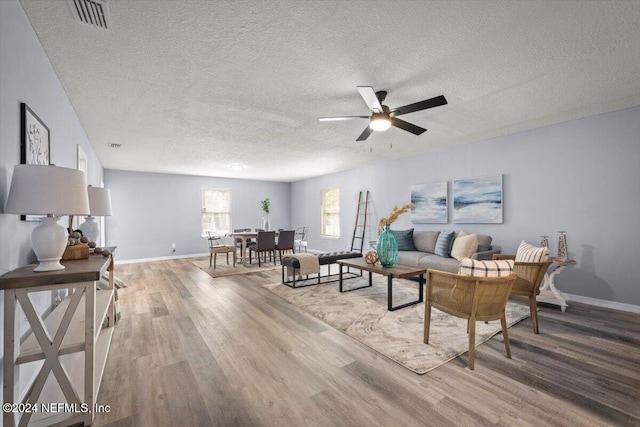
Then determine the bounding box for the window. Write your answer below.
[202,189,232,236]
[321,187,340,237]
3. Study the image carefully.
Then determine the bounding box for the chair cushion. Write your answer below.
[450,232,479,261]
[458,258,514,277]
[434,231,455,258]
[413,231,440,253]
[515,241,549,262]
[391,229,417,251]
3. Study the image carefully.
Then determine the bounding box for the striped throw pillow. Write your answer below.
[459,258,515,277]
[515,241,549,262]
[434,231,455,258]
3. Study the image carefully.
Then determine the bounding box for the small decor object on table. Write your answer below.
[377,203,414,268]
[557,231,568,261]
[261,198,271,231]
[540,235,549,248]
[365,250,378,266]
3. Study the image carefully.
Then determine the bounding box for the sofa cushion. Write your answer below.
[451,233,479,261]
[459,258,514,277]
[434,231,455,258]
[476,235,493,252]
[396,251,427,268]
[515,240,549,262]
[419,254,460,274]
[391,229,417,251]
[413,231,440,253]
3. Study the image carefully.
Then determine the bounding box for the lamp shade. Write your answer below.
[87,186,113,216]
[6,164,90,216]
[5,165,90,272]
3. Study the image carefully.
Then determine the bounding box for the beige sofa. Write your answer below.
[394,230,500,273]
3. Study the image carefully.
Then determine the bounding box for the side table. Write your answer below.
[537,258,576,312]
[1,249,117,427]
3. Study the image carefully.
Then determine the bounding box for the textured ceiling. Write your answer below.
[19,0,640,182]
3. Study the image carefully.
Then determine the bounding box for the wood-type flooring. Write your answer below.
[94,258,640,427]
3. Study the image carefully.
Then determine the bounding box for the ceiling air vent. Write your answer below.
[108,143,122,149]
[68,0,111,29]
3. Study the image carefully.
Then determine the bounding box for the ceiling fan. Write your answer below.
[319,86,447,141]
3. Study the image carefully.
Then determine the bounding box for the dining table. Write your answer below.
[228,230,279,265]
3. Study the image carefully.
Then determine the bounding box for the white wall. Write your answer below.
[104,170,291,260]
[292,106,640,307]
[0,0,105,404]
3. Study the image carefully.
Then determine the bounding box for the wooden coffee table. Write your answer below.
[337,257,425,311]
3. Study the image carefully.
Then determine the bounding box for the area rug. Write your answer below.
[191,256,280,278]
[263,276,530,374]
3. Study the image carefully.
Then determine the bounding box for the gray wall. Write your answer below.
[104,170,291,260]
[0,0,105,403]
[292,106,640,307]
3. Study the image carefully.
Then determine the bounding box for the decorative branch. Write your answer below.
[378,203,415,229]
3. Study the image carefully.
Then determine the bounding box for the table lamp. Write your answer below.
[79,186,112,244]
[5,164,90,272]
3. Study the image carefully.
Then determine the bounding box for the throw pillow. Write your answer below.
[414,231,440,253]
[451,233,479,261]
[515,240,549,262]
[391,229,417,251]
[459,258,515,277]
[476,235,493,252]
[434,231,455,258]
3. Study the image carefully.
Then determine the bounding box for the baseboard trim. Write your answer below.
[566,293,640,314]
[116,252,208,265]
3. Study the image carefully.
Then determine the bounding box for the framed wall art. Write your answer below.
[411,181,447,223]
[20,103,50,221]
[453,175,503,223]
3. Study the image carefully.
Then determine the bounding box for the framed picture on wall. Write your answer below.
[20,103,50,221]
[74,144,89,229]
[411,181,448,223]
[453,175,503,223]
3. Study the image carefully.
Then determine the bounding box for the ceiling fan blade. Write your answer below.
[391,95,447,116]
[318,116,369,121]
[356,125,373,141]
[390,117,426,135]
[357,86,383,113]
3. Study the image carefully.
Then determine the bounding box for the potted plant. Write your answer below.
[261,198,271,230]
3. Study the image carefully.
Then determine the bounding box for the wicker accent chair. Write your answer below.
[424,269,517,370]
[493,254,552,334]
[249,231,276,267]
[207,232,236,269]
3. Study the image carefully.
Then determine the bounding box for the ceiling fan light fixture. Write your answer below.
[369,114,391,132]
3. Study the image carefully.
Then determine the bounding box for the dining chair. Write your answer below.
[294,226,309,253]
[207,231,236,269]
[275,230,296,263]
[249,231,276,267]
[424,269,516,370]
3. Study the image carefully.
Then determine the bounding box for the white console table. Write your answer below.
[537,258,576,312]
[1,250,117,427]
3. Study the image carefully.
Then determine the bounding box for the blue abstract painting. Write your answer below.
[411,181,447,223]
[453,175,503,223]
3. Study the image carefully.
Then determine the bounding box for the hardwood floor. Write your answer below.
[94,258,640,427]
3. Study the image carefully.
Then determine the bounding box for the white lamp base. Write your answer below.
[78,216,99,243]
[32,216,68,272]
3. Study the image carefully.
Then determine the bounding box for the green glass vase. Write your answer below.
[377,225,398,268]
